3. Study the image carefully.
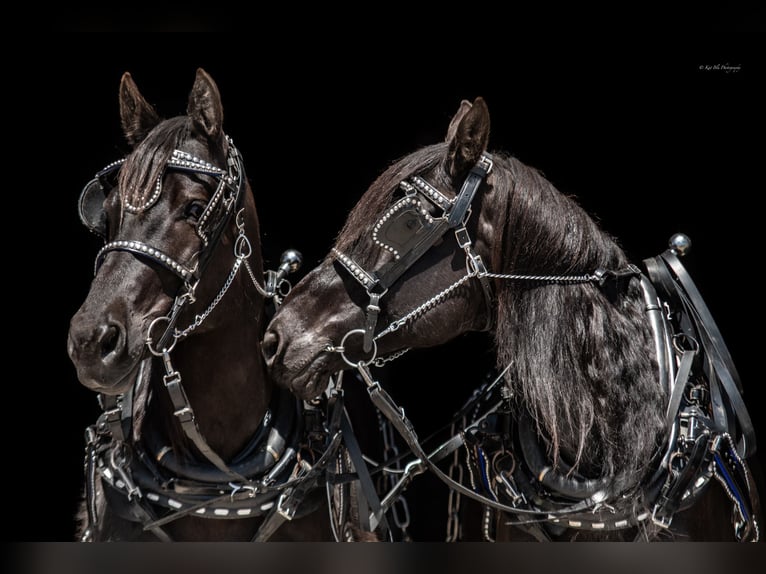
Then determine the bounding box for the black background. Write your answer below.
[6,22,763,543]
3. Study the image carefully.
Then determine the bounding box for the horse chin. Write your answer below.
[278,356,338,401]
[289,372,331,401]
[75,355,145,396]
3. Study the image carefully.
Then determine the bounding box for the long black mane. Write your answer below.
[489,152,666,482]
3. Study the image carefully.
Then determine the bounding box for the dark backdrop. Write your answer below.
[7,29,763,541]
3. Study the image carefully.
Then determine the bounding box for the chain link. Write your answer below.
[172,223,273,341]
[376,412,412,538]
[445,421,465,542]
[173,258,243,340]
[372,348,411,368]
[243,258,272,299]
[373,263,596,346]
[482,270,597,283]
[375,274,474,340]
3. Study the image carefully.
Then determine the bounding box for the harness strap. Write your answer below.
[664,349,695,431]
[363,293,382,354]
[712,433,760,541]
[98,394,126,443]
[101,480,174,541]
[644,251,756,457]
[340,409,391,537]
[81,426,100,542]
[250,460,328,542]
[356,364,605,519]
[447,155,494,228]
[158,351,247,481]
[251,387,381,541]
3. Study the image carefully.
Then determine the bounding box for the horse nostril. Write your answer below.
[262,330,280,366]
[97,323,122,360]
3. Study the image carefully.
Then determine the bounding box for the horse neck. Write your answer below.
[145,201,270,461]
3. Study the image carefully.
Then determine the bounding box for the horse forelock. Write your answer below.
[118,117,189,214]
[488,153,666,480]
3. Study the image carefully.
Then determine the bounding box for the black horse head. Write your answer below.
[68,69,261,396]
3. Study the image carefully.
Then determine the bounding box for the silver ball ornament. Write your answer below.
[669,233,692,257]
[279,249,303,274]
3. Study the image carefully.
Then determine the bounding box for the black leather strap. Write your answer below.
[664,349,695,431]
[447,154,493,228]
[645,251,756,457]
[375,154,492,291]
[374,219,450,290]
[652,433,711,525]
[340,409,390,537]
[161,360,247,481]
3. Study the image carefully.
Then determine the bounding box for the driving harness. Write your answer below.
[328,153,760,541]
[78,137,382,541]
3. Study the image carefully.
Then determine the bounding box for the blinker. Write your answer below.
[372,195,443,262]
[78,161,122,238]
[79,177,108,237]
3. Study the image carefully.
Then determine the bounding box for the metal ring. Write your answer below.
[337,329,378,368]
[146,315,176,356]
[277,279,292,298]
[234,233,252,259]
[492,450,516,476]
[672,333,699,354]
[235,208,246,230]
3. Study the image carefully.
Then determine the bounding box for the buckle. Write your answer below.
[651,504,673,528]
[173,407,194,424]
[103,406,122,424]
[276,489,298,521]
[454,226,472,248]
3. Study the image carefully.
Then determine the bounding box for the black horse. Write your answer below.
[67,69,376,541]
[263,97,761,541]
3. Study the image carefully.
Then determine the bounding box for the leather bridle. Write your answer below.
[331,154,495,356]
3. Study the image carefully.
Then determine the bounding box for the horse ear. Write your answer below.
[445,100,473,143]
[446,97,490,179]
[119,72,161,148]
[187,68,224,142]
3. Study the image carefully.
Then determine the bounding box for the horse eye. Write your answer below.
[184,201,206,222]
